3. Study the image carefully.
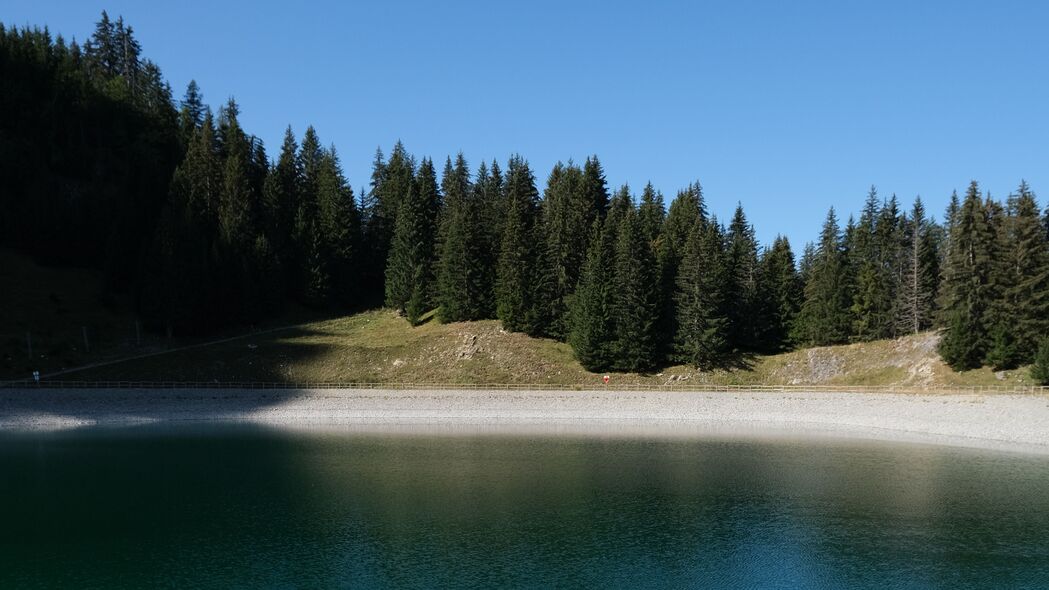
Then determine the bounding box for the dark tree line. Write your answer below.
[4,15,1049,378]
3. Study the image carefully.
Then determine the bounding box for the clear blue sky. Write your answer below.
[8,1,1049,249]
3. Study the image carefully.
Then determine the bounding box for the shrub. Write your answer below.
[1031,339,1049,386]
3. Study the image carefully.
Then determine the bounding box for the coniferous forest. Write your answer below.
[3,15,1049,377]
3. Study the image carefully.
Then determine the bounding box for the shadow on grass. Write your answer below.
[0,325,355,425]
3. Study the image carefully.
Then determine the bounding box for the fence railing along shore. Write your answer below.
[1,380,1047,395]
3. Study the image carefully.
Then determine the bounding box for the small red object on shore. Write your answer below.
[602,375,610,384]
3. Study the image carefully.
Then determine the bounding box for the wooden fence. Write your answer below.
[1,380,1047,395]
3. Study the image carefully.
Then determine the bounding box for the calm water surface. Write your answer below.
[1,426,1048,589]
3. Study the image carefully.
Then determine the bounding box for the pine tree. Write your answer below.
[84,10,118,78]
[473,160,502,317]
[756,236,801,351]
[725,204,759,350]
[437,154,490,322]
[368,141,413,303]
[568,224,617,371]
[496,156,540,332]
[794,208,852,346]
[997,181,1049,363]
[638,182,665,248]
[612,206,660,371]
[674,221,729,367]
[850,187,895,341]
[938,182,996,370]
[581,156,610,228]
[217,99,255,251]
[531,163,567,337]
[386,157,438,324]
[317,146,360,308]
[532,161,592,338]
[657,183,706,362]
[293,126,330,306]
[982,195,1018,370]
[261,127,300,289]
[178,80,205,146]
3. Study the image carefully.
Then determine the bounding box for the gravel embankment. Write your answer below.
[2,388,1048,453]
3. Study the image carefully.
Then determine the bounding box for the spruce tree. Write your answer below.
[294,126,330,306]
[581,156,610,229]
[657,183,705,362]
[473,160,502,317]
[217,99,255,251]
[437,154,489,322]
[496,156,540,332]
[998,182,1049,363]
[674,221,729,367]
[317,146,360,308]
[261,127,301,292]
[533,161,590,338]
[794,208,852,346]
[757,236,801,351]
[850,187,896,341]
[638,182,666,248]
[725,204,760,350]
[568,224,617,371]
[612,206,660,371]
[938,182,996,370]
[368,142,414,303]
[178,80,205,146]
[386,157,438,324]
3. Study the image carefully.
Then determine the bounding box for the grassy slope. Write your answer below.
[64,309,1038,388]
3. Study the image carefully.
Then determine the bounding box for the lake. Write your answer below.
[2,425,1048,589]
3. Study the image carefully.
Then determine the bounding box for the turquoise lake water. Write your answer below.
[1,426,1048,589]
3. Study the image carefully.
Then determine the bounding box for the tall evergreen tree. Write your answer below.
[367,142,413,303]
[657,183,706,362]
[473,160,503,317]
[794,208,852,346]
[581,156,610,228]
[850,187,896,341]
[317,146,360,308]
[261,126,301,292]
[386,157,438,324]
[437,154,490,322]
[725,204,760,350]
[638,182,666,248]
[612,206,660,371]
[496,156,540,332]
[294,126,329,306]
[177,80,205,146]
[533,161,589,338]
[996,182,1049,364]
[938,182,997,370]
[756,236,801,351]
[674,220,729,367]
[568,224,617,371]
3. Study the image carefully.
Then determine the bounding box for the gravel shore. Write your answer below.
[2,388,1048,453]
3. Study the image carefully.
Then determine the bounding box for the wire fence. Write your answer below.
[1,380,1047,395]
